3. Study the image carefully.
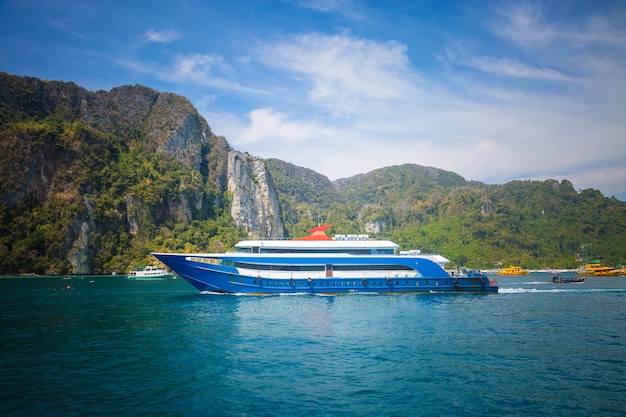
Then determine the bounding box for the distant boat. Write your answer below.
[498,265,529,275]
[582,261,619,277]
[127,265,172,280]
[552,274,584,284]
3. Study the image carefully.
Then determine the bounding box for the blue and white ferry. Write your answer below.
[152,225,497,294]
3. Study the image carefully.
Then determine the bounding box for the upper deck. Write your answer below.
[232,225,449,266]
[235,234,399,255]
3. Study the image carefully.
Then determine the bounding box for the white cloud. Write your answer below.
[171,53,227,83]
[493,3,626,48]
[144,29,179,44]
[492,3,555,46]
[256,33,423,114]
[169,53,269,93]
[230,108,341,152]
[448,51,573,81]
[294,0,363,20]
[119,52,267,93]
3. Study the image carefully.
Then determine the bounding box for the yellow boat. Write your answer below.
[498,265,529,275]
[582,261,620,277]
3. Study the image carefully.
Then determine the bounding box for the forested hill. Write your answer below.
[1,72,625,274]
[0,72,245,275]
[266,160,626,269]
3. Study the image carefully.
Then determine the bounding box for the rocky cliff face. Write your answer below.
[0,73,285,274]
[228,151,285,238]
[67,197,96,274]
[145,92,208,171]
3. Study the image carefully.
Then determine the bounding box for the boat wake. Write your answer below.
[500,287,626,294]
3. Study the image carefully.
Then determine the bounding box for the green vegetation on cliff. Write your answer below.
[266,161,626,269]
[0,73,241,275]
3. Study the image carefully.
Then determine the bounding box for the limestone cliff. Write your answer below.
[0,73,236,274]
[228,151,285,239]
[0,71,287,275]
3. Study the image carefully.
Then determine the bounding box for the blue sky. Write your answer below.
[2,0,625,201]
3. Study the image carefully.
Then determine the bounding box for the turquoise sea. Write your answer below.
[1,273,625,416]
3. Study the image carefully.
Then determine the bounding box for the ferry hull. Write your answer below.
[152,253,498,294]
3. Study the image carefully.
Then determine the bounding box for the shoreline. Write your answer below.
[0,274,124,279]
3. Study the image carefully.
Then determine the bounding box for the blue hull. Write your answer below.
[152,253,498,294]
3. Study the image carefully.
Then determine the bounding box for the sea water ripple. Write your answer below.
[1,273,625,416]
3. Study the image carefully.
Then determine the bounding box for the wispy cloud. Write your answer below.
[169,53,268,93]
[493,3,626,48]
[48,17,90,40]
[235,107,337,146]
[444,45,572,81]
[294,0,363,20]
[119,52,266,93]
[171,53,230,85]
[256,33,422,115]
[144,29,179,44]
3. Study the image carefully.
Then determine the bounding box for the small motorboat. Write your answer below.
[552,274,584,284]
[498,265,529,275]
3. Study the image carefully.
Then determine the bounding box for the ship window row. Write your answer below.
[187,257,221,264]
[235,262,324,271]
[253,279,448,287]
[333,264,414,271]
